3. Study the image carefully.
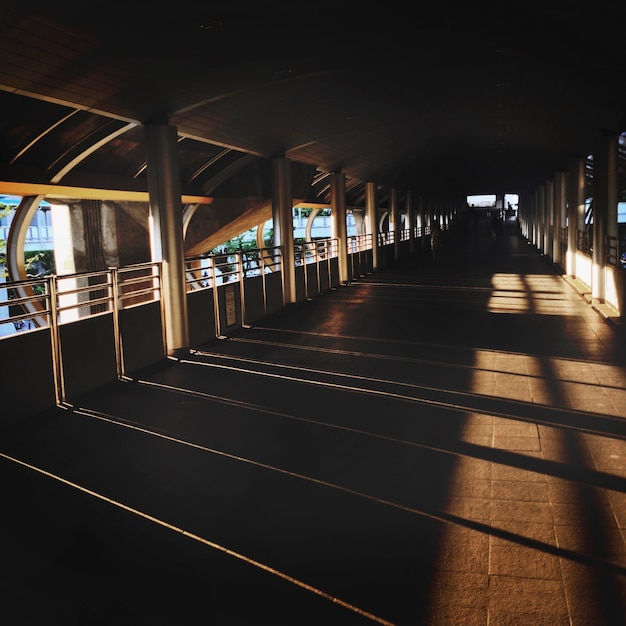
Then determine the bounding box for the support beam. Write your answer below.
[144,124,189,357]
[330,171,348,284]
[271,157,296,304]
[365,181,379,270]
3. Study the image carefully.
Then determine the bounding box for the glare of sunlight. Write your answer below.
[488,273,580,315]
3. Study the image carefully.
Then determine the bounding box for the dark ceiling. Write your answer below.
[1,0,625,206]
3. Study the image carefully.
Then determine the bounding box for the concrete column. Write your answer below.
[592,132,618,301]
[418,196,428,250]
[545,178,554,258]
[566,157,586,276]
[390,187,400,261]
[552,171,566,267]
[537,183,546,254]
[330,171,348,284]
[495,193,504,221]
[406,191,415,256]
[532,187,539,248]
[271,157,296,304]
[365,181,379,270]
[426,199,434,236]
[525,190,533,243]
[144,124,189,356]
[81,200,107,271]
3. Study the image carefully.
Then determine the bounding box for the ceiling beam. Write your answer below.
[0,181,213,204]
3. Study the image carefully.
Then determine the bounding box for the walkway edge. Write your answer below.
[561,273,623,330]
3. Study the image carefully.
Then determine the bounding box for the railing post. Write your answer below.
[48,275,65,406]
[238,251,249,327]
[110,267,125,380]
[210,255,224,338]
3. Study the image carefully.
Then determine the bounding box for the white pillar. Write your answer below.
[566,157,586,277]
[545,178,554,258]
[419,196,428,250]
[390,187,400,261]
[533,187,541,248]
[406,190,415,255]
[330,171,348,284]
[365,181,379,270]
[553,171,566,267]
[592,132,618,301]
[271,157,296,303]
[144,124,189,356]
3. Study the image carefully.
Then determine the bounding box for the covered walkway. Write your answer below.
[2,217,626,625]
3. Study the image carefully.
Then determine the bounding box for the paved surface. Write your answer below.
[2,217,626,625]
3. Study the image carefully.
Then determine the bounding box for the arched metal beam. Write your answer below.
[6,195,48,327]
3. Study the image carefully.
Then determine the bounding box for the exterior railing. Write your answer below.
[1,262,161,337]
[346,233,371,253]
[378,231,394,246]
[576,230,626,268]
[607,236,626,268]
[577,229,592,255]
[0,276,51,333]
[400,228,411,242]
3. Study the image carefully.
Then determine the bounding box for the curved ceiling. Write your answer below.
[0,0,625,206]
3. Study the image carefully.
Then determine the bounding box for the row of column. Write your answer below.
[145,125,460,356]
[520,132,619,303]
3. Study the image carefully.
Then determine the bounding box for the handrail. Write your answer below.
[185,245,285,292]
[347,233,372,253]
[1,239,344,339]
[1,262,162,338]
[0,276,51,333]
[577,229,592,255]
[607,235,626,268]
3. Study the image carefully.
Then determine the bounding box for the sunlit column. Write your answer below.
[144,123,189,356]
[591,132,618,301]
[535,186,543,250]
[365,180,379,270]
[539,182,548,254]
[330,171,348,284]
[441,199,448,230]
[552,171,566,267]
[418,195,428,250]
[529,188,539,247]
[535,185,545,252]
[530,188,538,247]
[545,178,554,259]
[496,192,504,217]
[271,156,296,303]
[390,187,400,261]
[426,199,434,232]
[566,157,586,277]
[406,190,415,256]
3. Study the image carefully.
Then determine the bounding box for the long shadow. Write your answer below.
[2,217,625,624]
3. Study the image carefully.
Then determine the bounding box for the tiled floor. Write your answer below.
[1,217,625,625]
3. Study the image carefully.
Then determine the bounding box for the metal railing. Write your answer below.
[577,229,592,256]
[399,228,411,242]
[294,238,339,266]
[607,236,626,268]
[1,237,346,343]
[378,231,394,246]
[349,233,372,253]
[1,262,161,337]
[1,261,161,403]
[577,230,626,268]
[0,276,51,333]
